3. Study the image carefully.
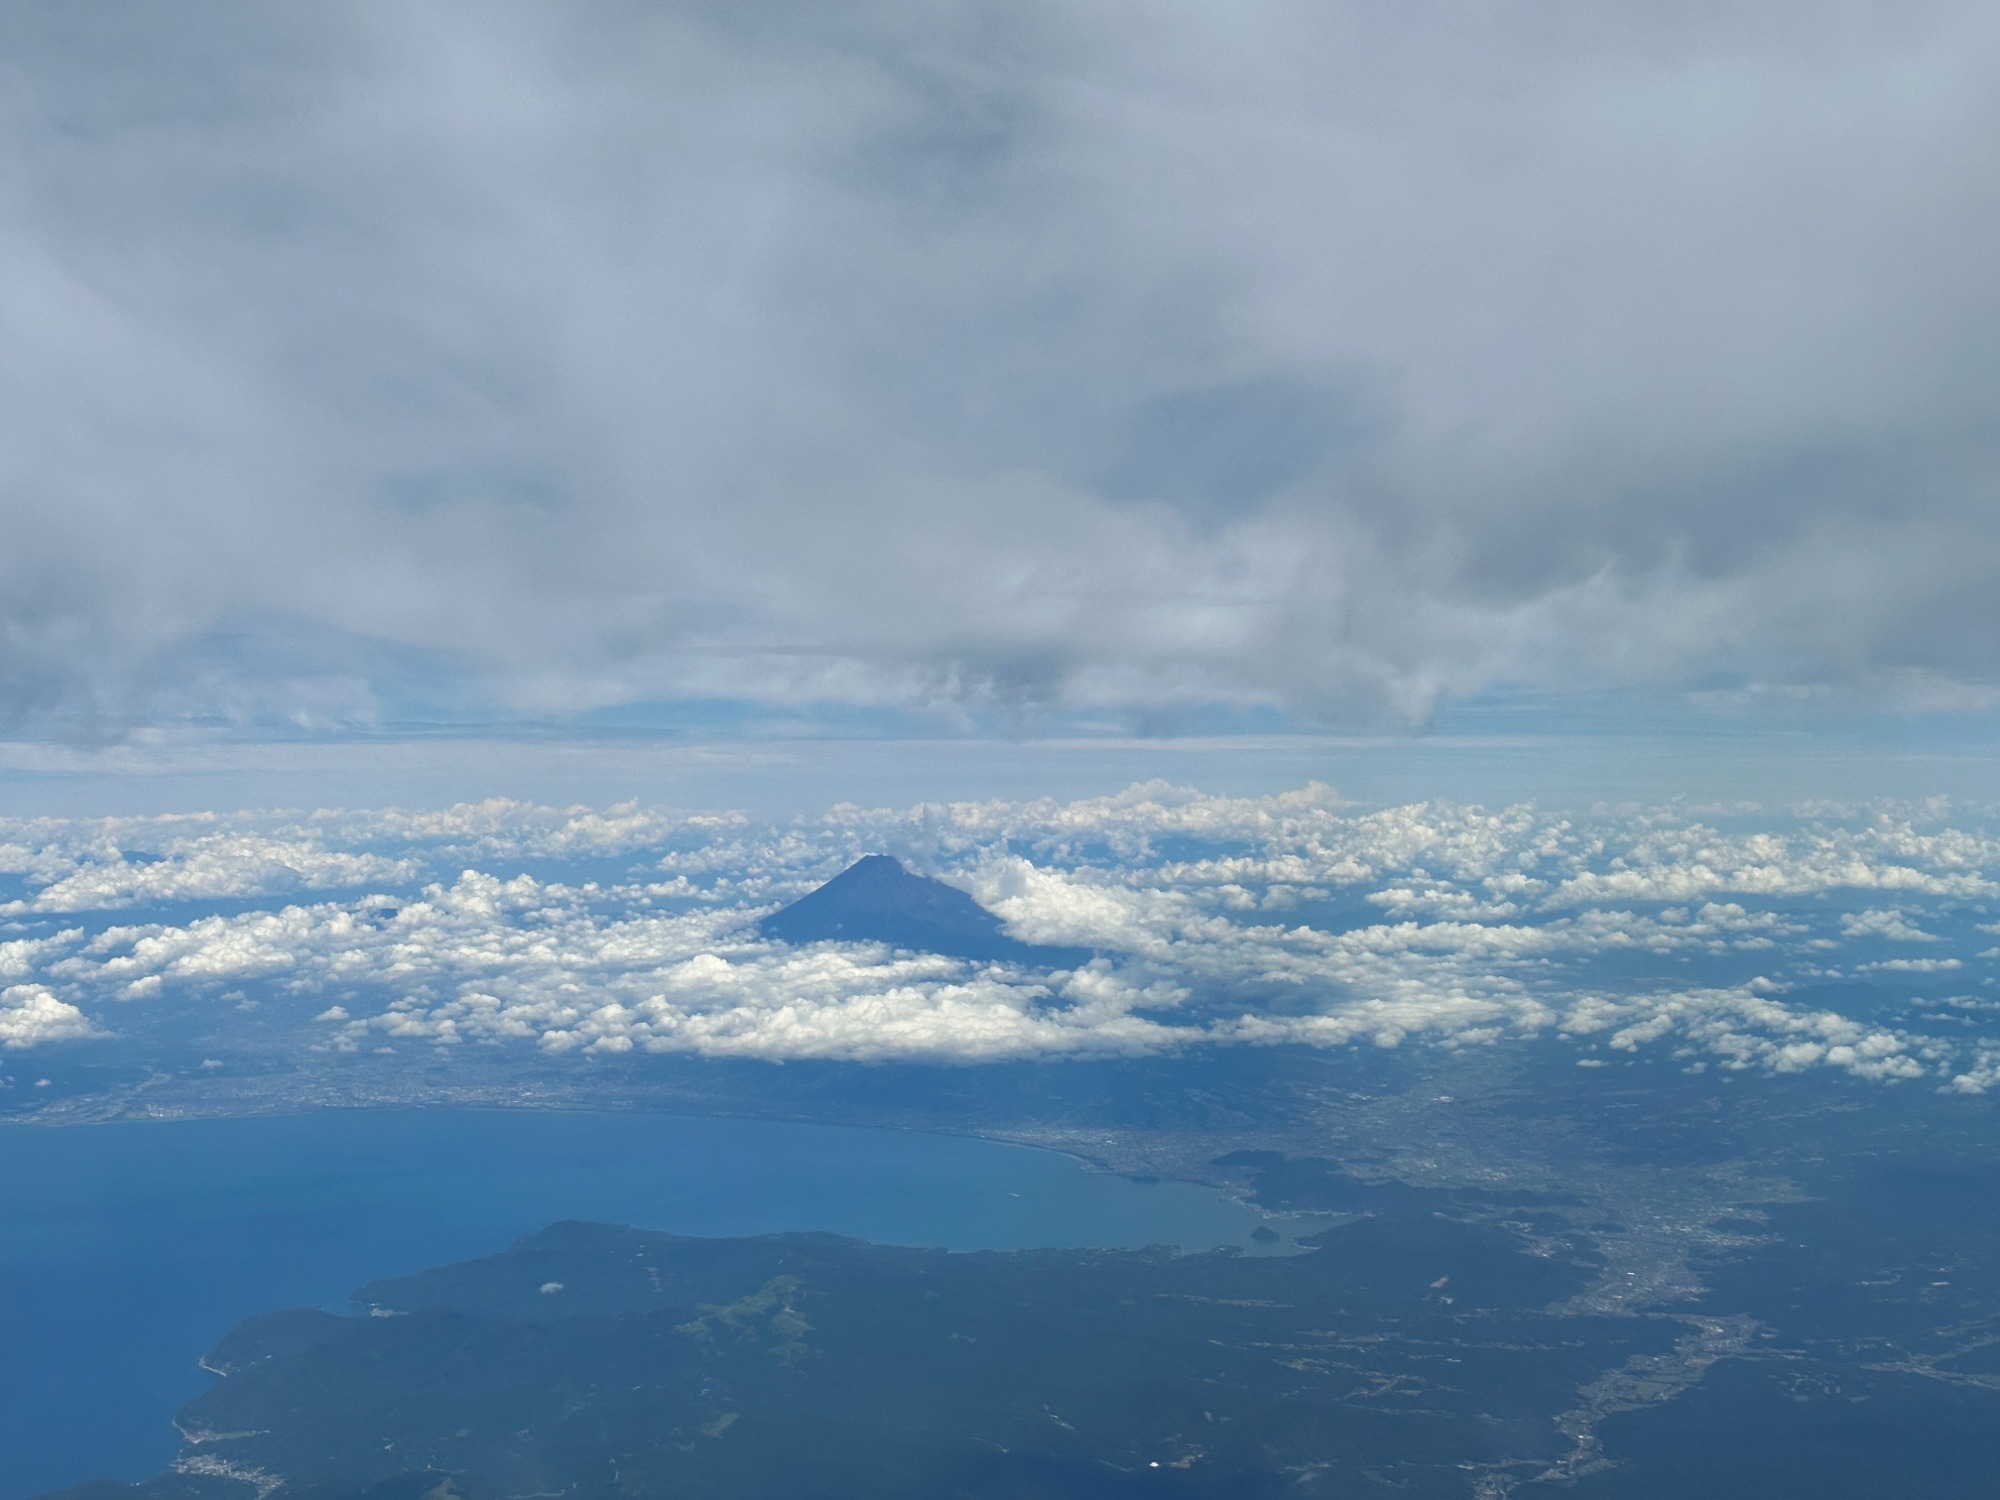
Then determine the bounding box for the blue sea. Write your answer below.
[0,1109,1285,1500]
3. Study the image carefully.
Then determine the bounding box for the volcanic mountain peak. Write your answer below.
[758,855,1087,967]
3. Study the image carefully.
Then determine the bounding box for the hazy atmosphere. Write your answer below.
[10,8,2000,1500]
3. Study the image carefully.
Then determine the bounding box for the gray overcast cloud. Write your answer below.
[3,0,1998,733]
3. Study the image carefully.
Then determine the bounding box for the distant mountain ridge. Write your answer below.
[758,855,1090,967]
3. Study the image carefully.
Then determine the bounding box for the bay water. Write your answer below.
[1,1109,1279,1499]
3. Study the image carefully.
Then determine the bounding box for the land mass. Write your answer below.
[24,1047,2000,1498]
[43,1205,1652,1500]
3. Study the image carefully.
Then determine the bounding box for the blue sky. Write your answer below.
[3,1,1999,802]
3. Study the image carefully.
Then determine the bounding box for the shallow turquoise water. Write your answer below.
[0,1108,1275,1499]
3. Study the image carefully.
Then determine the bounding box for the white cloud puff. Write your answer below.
[0,984,98,1049]
[1841,908,1940,943]
[1559,985,1933,1082]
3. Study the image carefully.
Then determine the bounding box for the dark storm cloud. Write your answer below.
[2,0,1998,732]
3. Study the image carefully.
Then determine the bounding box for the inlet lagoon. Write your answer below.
[1,1108,1284,1499]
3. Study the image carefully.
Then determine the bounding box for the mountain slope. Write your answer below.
[758,855,1087,967]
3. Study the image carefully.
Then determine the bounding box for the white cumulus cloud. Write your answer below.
[0,984,98,1049]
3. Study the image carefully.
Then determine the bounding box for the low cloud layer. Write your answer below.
[4,3,2000,731]
[0,983,95,1049]
[4,783,1999,1094]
